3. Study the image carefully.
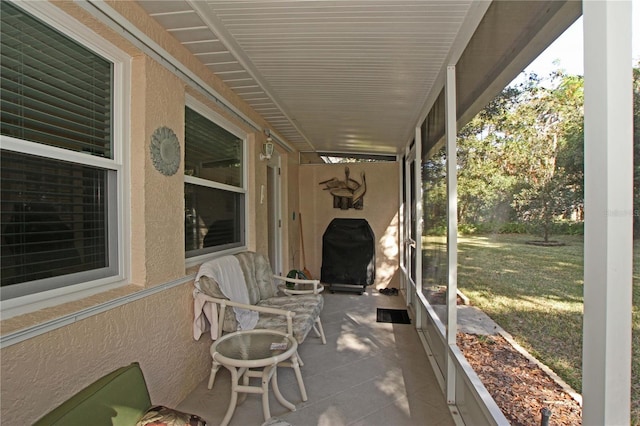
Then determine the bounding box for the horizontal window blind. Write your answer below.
[0,1,113,158]
[0,2,118,299]
[184,107,245,257]
[1,150,109,287]
[185,184,244,256]
[184,107,243,188]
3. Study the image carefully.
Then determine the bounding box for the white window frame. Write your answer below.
[0,0,131,318]
[184,95,248,268]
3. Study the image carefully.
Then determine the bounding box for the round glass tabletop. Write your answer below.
[214,330,294,363]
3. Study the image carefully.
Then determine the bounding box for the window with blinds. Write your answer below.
[184,108,243,187]
[0,2,118,300]
[1,2,112,157]
[184,107,245,256]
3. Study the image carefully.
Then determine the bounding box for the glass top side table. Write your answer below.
[209,329,307,426]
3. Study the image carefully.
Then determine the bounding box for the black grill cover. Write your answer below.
[321,218,375,285]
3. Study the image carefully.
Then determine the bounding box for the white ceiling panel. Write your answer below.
[137,0,481,156]
[182,40,228,53]
[151,11,203,29]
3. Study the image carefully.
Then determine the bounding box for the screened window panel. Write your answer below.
[422,146,449,323]
[185,184,244,256]
[0,1,113,158]
[184,108,243,188]
[1,151,109,288]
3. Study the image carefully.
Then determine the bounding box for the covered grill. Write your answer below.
[321,218,375,294]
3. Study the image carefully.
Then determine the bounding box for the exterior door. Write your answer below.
[404,142,420,309]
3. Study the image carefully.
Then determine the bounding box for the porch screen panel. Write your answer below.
[422,113,449,324]
[0,1,112,158]
[423,148,448,282]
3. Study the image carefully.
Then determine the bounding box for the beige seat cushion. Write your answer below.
[197,252,324,342]
[235,251,277,302]
[257,294,324,344]
[197,275,237,334]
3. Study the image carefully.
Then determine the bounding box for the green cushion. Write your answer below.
[34,362,152,426]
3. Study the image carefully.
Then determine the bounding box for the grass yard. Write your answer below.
[455,234,640,424]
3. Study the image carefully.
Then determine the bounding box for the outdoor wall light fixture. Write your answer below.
[261,129,274,160]
[260,138,274,160]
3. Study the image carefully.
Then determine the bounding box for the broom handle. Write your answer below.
[299,212,307,268]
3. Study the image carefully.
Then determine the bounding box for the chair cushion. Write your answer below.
[197,276,238,333]
[235,252,277,302]
[136,405,206,426]
[34,363,151,426]
[257,294,324,344]
[196,252,324,344]
[197,275,226,299]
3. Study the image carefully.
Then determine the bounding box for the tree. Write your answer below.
[457,86,522,227]
[423,146,447,234]
[511,73,584,241]
[456,71,585,239]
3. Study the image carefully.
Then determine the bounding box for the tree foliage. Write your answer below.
[426,66,639,239]
[456,71,585,240]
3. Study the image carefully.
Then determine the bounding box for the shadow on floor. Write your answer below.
[178,288,456,426]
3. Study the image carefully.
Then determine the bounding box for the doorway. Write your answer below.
[403,138,421,313]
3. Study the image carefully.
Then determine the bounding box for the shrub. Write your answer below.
[552,221,584,235]
[458,223,478,235]
[499,222,530,234]
[457,221,583,236]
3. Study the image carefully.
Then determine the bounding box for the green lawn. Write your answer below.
[455,234,640,424]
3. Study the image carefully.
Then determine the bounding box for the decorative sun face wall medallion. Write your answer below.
[150,126,181,176]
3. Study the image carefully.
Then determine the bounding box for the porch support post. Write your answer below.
[399,151,407,303]
[445,64,458,404]
[412,126,423,327]
[582,1,633,425]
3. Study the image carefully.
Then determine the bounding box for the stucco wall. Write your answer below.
[0,2,401,423]
[0,285,211,424]
[131,55,186,286]
[0,1,281,424]
[299,162,400,289]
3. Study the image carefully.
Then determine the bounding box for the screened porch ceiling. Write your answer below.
[136,0,581,161]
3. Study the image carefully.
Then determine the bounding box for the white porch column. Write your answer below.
[582,1,633,425]
[413,127,423,326]
[445,64,458,404]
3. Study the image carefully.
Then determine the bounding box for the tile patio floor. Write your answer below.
[177,287,457,426]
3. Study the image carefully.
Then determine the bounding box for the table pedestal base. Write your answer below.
[220,363,295,426]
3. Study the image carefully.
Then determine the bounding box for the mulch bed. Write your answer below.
[424,286,465,305]
[457,333,582,425]
[425,287,582,424]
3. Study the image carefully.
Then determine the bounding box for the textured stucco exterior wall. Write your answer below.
[0,283,211,424]
[131,56,186,286]
[0,1,276,424]
[299,162,401,289]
